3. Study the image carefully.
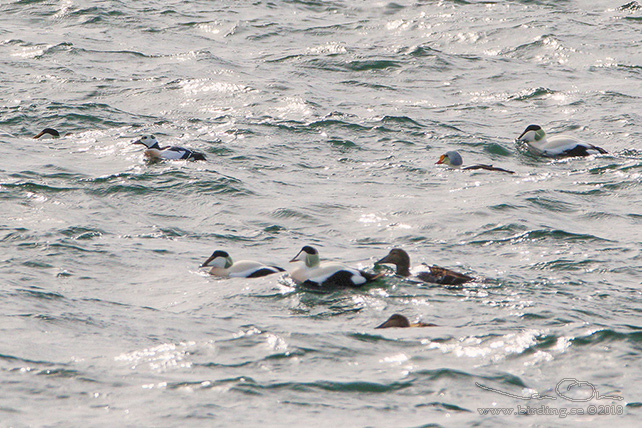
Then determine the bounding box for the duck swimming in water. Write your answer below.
[200,250,285,278]
[516,125,607,157]
[375,314,436,329]
[289,246,383,289]
[133,135,206,161]
[436,151,514,174]
[376,248,473,286]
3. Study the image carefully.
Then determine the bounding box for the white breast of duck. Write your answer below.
[289,246,380,288]
[201,250,284,278]
[517,125,607,157]
[133,135,206,161]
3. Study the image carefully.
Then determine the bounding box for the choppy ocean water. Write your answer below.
[1,0,641,426]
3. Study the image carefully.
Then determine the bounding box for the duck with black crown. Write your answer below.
[133,135,206,161]
[289,246,383,289]
[516,125,607,157]
[200,250,285,278]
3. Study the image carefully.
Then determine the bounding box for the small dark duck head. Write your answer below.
[376,248,411,277]
[376,314,437,329]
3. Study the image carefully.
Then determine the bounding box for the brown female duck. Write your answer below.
[376,248,473,286]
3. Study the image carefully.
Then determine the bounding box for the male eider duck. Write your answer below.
[376,314,436,329]
[133,135,206,161]
[200,250,285,278]
[289,246,383,289]
[516,125,607,157]
[436,151,514,174]
[376,248,473,286]
[34,128,66,139]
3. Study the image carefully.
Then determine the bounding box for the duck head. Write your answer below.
[290,246,320,268]
[516,124,546,144]
[436,150,463,167]
[376,248,411,277]
[201,250,233,269]
[376,314,436,328]
[133,135,162,149]
[34,128,61,139]
[376,314,411,328]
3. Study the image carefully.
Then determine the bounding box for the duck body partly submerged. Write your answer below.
[376,248,473,286]
[133,135,206,161]
[33,128,61,139]
[289,246,382,289]
[33,128,74,139]
[516,125,607,157]
[436,151,514,174]
[201,250,284,278]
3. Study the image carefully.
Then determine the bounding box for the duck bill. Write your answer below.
[132,139,145,146]
[375,317,402,329]
[200,254,217,268]
[436,155,446,165]
[375,255,392,265]
[375,320,393,329]
[289,249,304,263]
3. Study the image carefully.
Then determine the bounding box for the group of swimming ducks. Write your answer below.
[201,246,473,328]
[202,246,471,285]
[33,124,609,328]
[34,124,608,167]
